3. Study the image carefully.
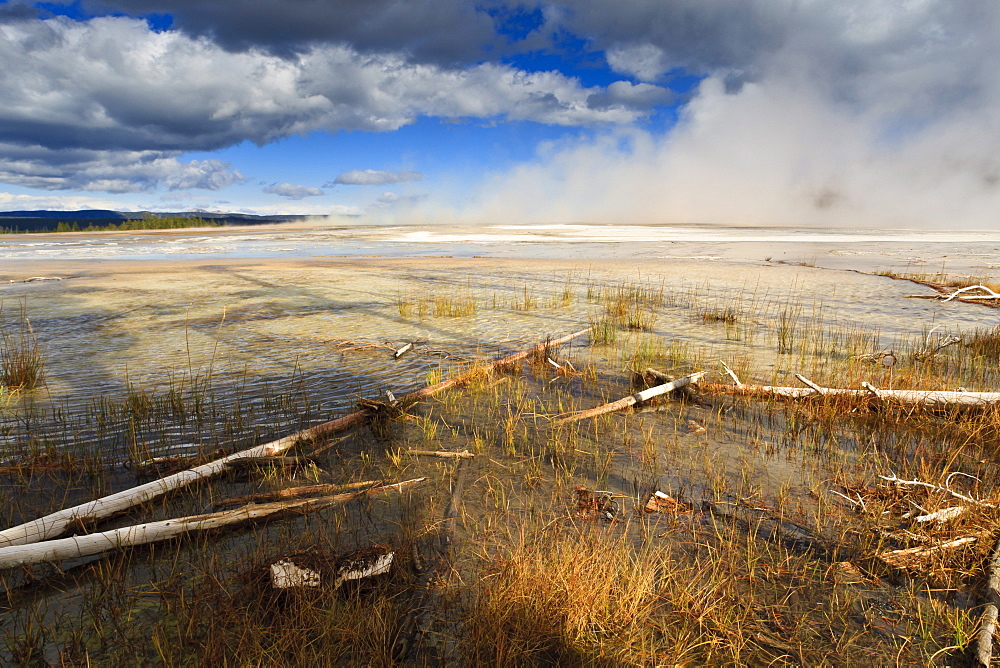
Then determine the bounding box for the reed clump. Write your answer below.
[0,304,43,390]
[463,529,669,664]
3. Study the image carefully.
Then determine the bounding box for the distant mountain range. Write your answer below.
[0,209,311,232]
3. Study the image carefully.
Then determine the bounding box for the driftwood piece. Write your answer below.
[702,382,1000,407]
[214,479,382,508]
[271,559,322,589]
[554,371,707,425]
[914,506,966,524]
[879,474,996,508]
[877,536,979,570]
[720,361,742,386]
[0,478,424,570]
[642,368,711,406]
[943,285,1000,302]
[402,328,590,406]
[976,535,1000,666]
[406,449,475,459]
[0,329,587,549]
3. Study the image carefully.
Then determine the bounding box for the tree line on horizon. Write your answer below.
[0,215,219,234]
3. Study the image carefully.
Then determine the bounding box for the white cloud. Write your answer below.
[0,15,657,191]
[332,169,422,186]
[263,182,325,199]
[605,44,671,82]
[0,142,244,193]
[0,191,136,211]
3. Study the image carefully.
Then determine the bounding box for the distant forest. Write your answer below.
[0,210,306,233]
[0,216,219,234]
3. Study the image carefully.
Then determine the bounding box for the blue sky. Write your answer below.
[1,1,998,226]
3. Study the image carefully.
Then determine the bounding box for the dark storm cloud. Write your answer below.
[81,0,501,63]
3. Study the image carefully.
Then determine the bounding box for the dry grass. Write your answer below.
[4,275,1000,665]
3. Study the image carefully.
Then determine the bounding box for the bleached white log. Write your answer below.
[554,372,707,425]
[394,342,414,358]
[334,552,394,589]
[914,506,966,523]
[271,559,322,589]
[720,361,742,386]
[879,474,996,508]
[0,478,423,570]
[703,382,1000,407]
[975,535,1000,666]
[878,535,978,568]
[943,285,1000,302]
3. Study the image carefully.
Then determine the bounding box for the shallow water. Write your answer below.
[2,253,999,461]
[1,233,996,663]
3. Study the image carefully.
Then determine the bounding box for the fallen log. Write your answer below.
[878,535,979,570]
[0,328,589,549]
[642,368,711,406]
[406,449,475,459]
[402,328,590,405]
[554,371,707,425]
[701,382,1000,407]
[879,474,996,508]
[0,478,424,570]
[214,479,382,508]
[975,535,1000,666]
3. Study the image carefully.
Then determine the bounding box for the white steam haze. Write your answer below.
[450,1,1000,228]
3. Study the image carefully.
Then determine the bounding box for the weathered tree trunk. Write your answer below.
[702,382,1000,407]
[554,372,706,425]
[0,478,424,570]
[214,479,382,508]
[974,535,1000,666]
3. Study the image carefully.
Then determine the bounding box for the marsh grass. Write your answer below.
[0,303,43,390]
[4,275,1000,665]
[397,289,477,318]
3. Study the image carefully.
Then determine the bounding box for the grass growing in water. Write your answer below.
[5,274,1000,665]
[0,303,43,390]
